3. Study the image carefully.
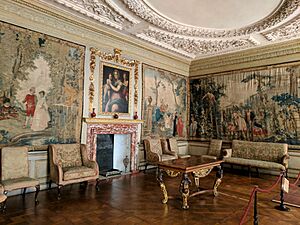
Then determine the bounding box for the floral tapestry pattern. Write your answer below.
[190,65,300,144]
[142,64,187,139]
[0,21,84,146]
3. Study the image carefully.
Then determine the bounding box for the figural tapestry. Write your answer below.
[190,65,300,144]
[142,64,188,139]
[0,21,84,147]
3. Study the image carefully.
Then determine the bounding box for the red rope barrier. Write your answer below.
[290,172,300,188]
[239,172,284,225]
[256,173,283,193]
[239,186,257,225]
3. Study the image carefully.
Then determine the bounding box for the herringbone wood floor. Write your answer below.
[0,169,299,225]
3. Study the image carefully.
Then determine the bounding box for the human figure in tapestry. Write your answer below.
[189,66,300,144]
[23,87,37,129]
[31,90,50,132]
[0,21,84,146]
[142,65,188,139]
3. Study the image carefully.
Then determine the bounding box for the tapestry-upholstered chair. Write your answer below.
[202,139,223,160]
[49,143,100,199]
[143,138,178,172]
[0,146,40,206]
[168,137,190,159]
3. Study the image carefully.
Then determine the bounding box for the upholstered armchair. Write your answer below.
[0,146,40,206]
[143,138,178,172]
[168,137,190,158]
[202,139,223,160]
[49,143,100,199]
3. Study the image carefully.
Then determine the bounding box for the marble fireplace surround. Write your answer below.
[85,118,143,173]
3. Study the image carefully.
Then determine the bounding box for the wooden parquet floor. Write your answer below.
[0,170,299,225]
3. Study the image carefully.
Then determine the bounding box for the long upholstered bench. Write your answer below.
[224,140,289,172]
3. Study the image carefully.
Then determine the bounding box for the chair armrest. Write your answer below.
[281,154,290,169]
[222,149,232,159]
[146,151,161,163]
[0,184,4,194]
[83,160,99,171]
[165,150,177,157]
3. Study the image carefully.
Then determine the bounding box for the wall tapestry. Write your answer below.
[142,64,188,139]
[0,21,84,147]
[190,65,300,144]
[99,62,131,115]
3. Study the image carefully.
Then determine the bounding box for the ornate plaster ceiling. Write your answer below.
[46,0,300,59]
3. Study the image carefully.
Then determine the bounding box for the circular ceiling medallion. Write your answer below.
[145,0,283,29]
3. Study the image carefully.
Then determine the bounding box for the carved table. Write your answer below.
[157,156,224,209]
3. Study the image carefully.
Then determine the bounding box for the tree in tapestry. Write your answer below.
[0,21,84,146]
[142,64,188,139]
[190,66,300,144]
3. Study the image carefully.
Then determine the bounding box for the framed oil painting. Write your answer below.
[190,65,300,145]
[0,20,84,147]
[142,64,188,139]
[99,62,131,115]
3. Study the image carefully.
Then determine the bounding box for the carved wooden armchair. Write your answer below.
[0,146,40,207]
[202,139,223,160]
[143,138,178,172]
[49,143,100,199]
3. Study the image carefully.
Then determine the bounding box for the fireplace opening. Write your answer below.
[96,134,121,177]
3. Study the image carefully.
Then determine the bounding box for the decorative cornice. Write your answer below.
[263,16,300,41]
[53,0,132,30]
[123,0,300,38]
[139,28,255,57]
[190,39,300,75]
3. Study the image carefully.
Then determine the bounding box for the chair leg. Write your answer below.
[1,199,7,213]
[256,168,260,177]
[35,184,40,205]
[96,178,100,191]
[48,180,52,190]
[22,188,27,199]
[57,185,62,200]
[144,164,148,174]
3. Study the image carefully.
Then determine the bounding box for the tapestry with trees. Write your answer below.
[142,64,188,139]
[0,21,84,147]
[190,65,300,144]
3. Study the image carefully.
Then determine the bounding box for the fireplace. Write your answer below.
[85,118,143,173]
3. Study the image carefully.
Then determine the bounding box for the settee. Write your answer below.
[224,140,289,172]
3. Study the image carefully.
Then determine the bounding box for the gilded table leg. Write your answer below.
[157,169,168,204]
[180,173,191,209]
[213,165,223,197]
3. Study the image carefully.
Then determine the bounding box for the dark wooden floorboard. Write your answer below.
[0,170,299,225]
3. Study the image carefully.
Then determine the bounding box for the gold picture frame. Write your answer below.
[99,62,132,115]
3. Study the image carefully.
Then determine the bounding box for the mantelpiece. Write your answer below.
[83,118,143,173]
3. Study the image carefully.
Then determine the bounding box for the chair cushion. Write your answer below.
[201,155,218,160]
[63,166,97,181]
[2,177,39,191]
[224,157,286,170]
[208,139,222,157]
[1,147,29,180]
[161,154,177,161]
[56,144,82,168]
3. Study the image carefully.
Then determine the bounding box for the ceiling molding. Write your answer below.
[14,0,300,59]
